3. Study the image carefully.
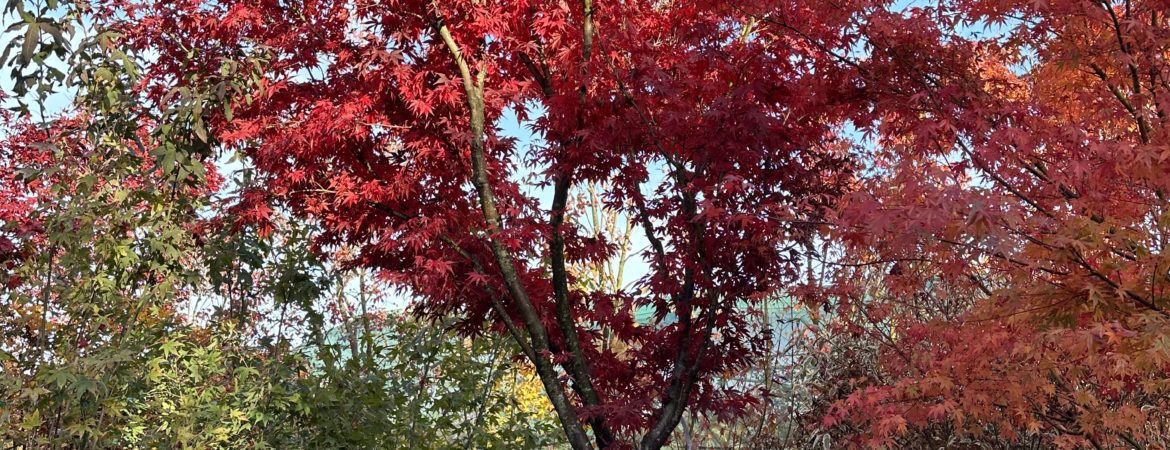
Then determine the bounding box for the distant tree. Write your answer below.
[804,1,1170,448]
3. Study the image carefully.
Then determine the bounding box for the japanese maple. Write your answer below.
[803,1,1170,448]
[88,0,864,447]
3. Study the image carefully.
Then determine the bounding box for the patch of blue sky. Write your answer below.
[499,102,665,292]
[0,3,80,120]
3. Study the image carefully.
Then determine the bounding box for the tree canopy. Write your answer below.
[2,0,1170,449]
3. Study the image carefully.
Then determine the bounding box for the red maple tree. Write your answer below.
[801,1,1170,448]
[92,0,863,447]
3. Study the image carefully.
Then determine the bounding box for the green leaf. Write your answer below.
[193,119,208,143]
[95,66,113,81]
[40,22,63,45]
[21,21,39,63]
[44,369,76,389]
[73,377,98,397]
[21,409,41,431]
[160,340,184,357]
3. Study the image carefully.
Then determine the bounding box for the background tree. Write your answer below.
[798,1,1170,448]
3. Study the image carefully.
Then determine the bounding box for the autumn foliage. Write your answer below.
[95,0,861,447]
[5,0,1170,448]
[803,1,1170,448]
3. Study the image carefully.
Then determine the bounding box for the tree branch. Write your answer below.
[433,14,595,450]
